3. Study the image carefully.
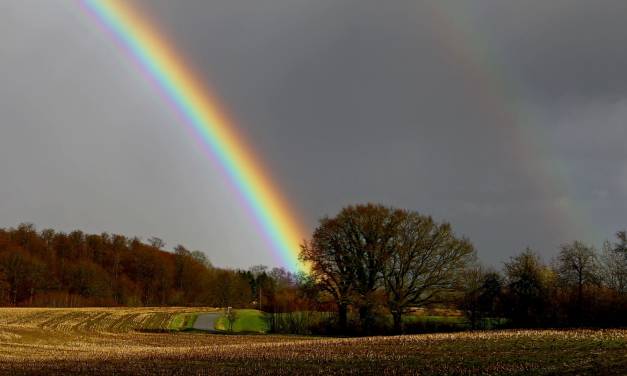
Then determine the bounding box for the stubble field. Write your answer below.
[0,308,625,375]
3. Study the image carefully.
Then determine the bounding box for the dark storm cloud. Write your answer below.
[463,0,627,101]
[0,0,625,268]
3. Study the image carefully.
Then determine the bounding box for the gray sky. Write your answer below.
[0,0,625,269]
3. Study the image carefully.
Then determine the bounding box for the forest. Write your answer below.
[0,203,625,335]
[0,223,253,307]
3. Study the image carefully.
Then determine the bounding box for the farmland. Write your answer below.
[0,308,625,375]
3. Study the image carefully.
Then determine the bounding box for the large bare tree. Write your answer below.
[382,214,475,333]
[300,217,354,332]
[301,204,474,333]
[301,204,406,332]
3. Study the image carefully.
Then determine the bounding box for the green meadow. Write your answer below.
[215,309,270,333]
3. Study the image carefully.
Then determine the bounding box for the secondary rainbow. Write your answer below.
[80,0,308,271]
[425,2,599,243]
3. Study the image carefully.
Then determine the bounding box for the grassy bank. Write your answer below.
[215,309,269,333]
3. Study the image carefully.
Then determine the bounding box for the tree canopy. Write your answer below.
[301,204,475,333]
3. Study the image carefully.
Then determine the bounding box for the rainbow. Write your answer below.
[79,0,308,271]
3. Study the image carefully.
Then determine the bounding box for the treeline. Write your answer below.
[1,202,626,335]
[298,204,627,334]
[461,235,627,328]
[0,223,303,308]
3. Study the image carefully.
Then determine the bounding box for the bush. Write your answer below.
[268,311,335,335]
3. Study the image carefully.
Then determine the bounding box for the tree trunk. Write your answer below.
[392,310,403,334]
[338,303,348,333]
[359,305,373,334]
[577,279,583,324]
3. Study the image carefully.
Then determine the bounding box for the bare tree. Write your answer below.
[300,219,355,333]
[555,241,599,320]
[459,265,487,330]
[191,251,213,269]
[504,249,553,325]
[337,205,406,332]
[382,214,475,333]
[600,235,627,294]
[617,231,627,253]
[301,204,405,332]
[301,204,474,334]
[147,237,166,249]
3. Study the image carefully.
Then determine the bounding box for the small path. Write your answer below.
[192,313,220,332]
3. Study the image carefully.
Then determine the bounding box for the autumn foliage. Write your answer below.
[0,223,252,307]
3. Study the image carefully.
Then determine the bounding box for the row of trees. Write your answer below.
[1,204,625,335]
[462,233,627,328]
[300,204,627,334]
[0,224,297,308]
[301,204,475,333]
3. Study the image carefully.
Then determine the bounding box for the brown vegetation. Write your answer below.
[0,224,252,307]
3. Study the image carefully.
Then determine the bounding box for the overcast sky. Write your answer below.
[0,0,625,269]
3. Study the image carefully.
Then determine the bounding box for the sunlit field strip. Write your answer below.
[0,308,625,375]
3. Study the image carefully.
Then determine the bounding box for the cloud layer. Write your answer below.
[0,0,625,267]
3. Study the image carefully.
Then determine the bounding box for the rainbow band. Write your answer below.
[426,2,596,242]
[80,0,307,271]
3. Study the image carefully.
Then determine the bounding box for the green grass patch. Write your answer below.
[139,312,201,332]
[168,313,198,331]
[215,309,269,333]
[167,313,199,331]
